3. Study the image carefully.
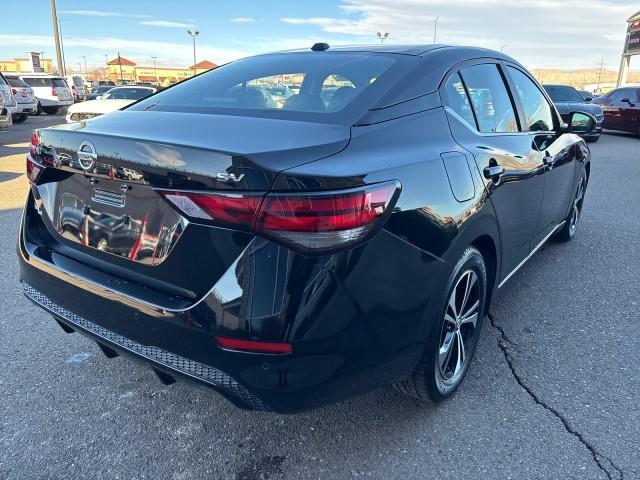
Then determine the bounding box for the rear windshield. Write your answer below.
[103,88,154,100]
[6,77,28,88]
[544,86,583,103]
[22,77,68,88]
[130,52,407,124]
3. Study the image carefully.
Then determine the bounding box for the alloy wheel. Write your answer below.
[569,177,585,235]
[438,270,480,384]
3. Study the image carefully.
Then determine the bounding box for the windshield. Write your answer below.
[544,85,584,103]
[131,52,404,124]
[103,88,154,100]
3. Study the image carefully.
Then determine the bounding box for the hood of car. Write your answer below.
[553,101,603,116]
[67,99,135,115]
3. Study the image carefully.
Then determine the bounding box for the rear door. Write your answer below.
[503,64,577,243]
[442,62,545,281]
[620,89,640,133]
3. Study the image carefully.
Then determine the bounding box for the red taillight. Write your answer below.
[256,183,399,253]
[51,87,57,97]
[215,336,292,354]
[160,181,399,254]
[11,88,17,95]
[159,191,263,231]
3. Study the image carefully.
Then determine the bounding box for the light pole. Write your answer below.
[82,55,87,74]
[151,56,158,85]
[500,44,507,53]
[187,30,199,75]
[376,32,389,44]
[58,18,67,76]
[433,17,439,44]
[50,0,64,75]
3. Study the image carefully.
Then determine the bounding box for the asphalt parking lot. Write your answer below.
[0,118,638,480]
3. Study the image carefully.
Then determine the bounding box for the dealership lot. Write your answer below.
[1,119,638,479]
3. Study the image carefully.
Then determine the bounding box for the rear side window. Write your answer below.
[507,67,554,132]
[460,64,518,133]
[23,77,53,87]
[131,52,403,124]
[52,78,68,88]
[442,73,476,128]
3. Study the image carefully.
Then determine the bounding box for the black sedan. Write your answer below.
[20,44,595,413]
[543,84,603,142]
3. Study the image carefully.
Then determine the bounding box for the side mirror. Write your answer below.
[584,96,593,103]
[567,112,596,135]
[621,97,635,106]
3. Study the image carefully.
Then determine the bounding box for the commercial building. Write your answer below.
[106,57,217,85]
[0,58,54,74]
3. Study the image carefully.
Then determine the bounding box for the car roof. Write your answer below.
[543,84,576,88]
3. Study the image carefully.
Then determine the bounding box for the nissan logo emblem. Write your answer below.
[77,141,97,171]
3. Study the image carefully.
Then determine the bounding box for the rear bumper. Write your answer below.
[18,192,450,412]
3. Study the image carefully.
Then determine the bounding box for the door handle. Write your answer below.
[483,165,504,181]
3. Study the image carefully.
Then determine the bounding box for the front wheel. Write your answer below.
[395,247,487,403]
[556,171,587,242]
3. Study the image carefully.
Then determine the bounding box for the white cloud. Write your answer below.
[61,10,151,18]
[0,34,248,66]
[230,17,255,23]
[140,20,197,29]
[280,0,637,69]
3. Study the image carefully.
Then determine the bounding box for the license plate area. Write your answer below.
[35,176,186,265]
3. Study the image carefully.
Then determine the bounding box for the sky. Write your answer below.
[1,0,639,72]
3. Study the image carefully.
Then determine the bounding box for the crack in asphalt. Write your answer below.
[487,312,624,480]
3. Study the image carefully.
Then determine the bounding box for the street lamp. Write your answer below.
[82,55,87,74]
[433,17,439,44]
[376,32,389,44]
[151,56,158,85]
[187,30,199,75]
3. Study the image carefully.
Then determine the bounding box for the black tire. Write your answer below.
[556,170,587,242]
[43,107,59,115]
[395,247,487,403]
[13,114,28,124]
[34,101,42,116]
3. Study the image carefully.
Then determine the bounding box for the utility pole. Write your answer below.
[82,55,87,74]
[433,16,439,44]
[187,30,200,75]
[151,56,158,85]
[117,52,123,83]
[596,57,606,91]
[58,18,67,76]
[376,32,389,44]
[50,0,64,75]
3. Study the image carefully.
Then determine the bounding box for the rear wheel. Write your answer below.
[43,107,59,115]
[13,114,28,124]
[395,247,487,403]
[556,171,587,242]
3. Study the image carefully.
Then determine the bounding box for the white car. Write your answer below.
[65,75,86,101]
[66,86,157,123]
[19,74,73,115]
[0,94,13,128]
[5,76,37,122]
[0,72,18,121]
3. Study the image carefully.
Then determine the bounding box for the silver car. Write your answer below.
[5,76,37,123]
[0,72,18,122]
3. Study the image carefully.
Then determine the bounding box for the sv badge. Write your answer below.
[216,172,245,183]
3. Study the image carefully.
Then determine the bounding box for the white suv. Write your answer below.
[19,74,73,115]
[0,72,18,121]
